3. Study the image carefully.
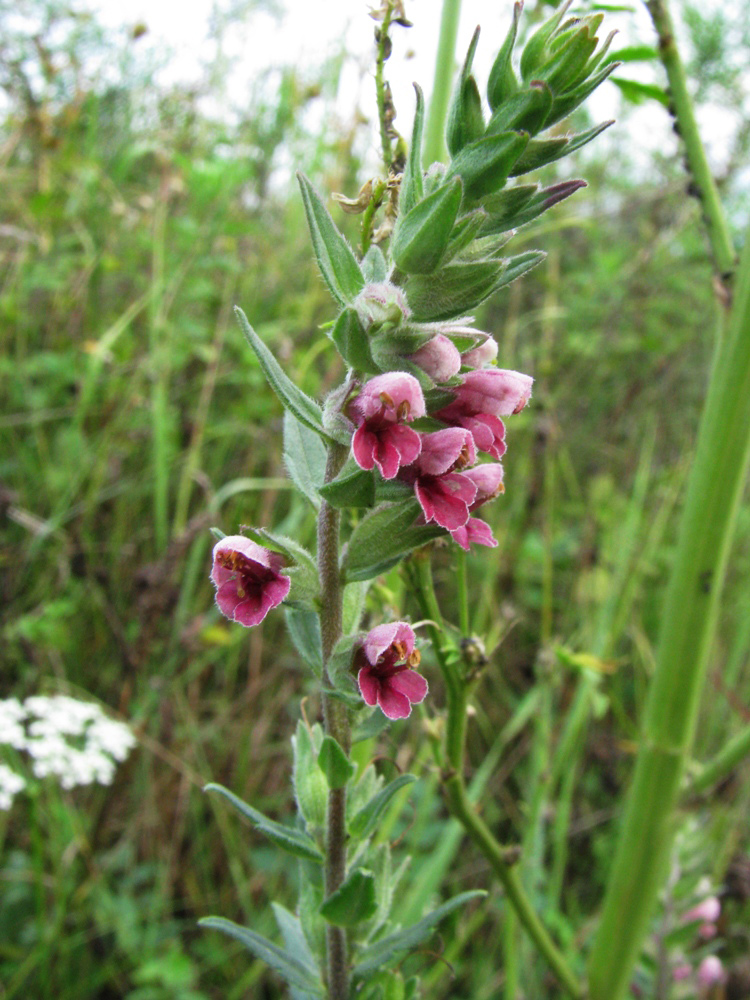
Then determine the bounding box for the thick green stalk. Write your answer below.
[646,0,736,286]
[423,0,462,165]
[317,443,350,1000]
[411,555,583,999]
[587,227,750,1000]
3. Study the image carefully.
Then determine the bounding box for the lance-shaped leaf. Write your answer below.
[343,501,445,582]
[535,24,599,92]
[486,82,553,138]
[446,27,485,156]
[446,131,530,200]
[486,181,586,232]
[352,891,487,977]
[546,60,619,127]
[272,904,322,1000]
[320,871,377,926]
[283,410,326,510]
[349,773,417,839]
[400,84,425,217]
[292,721,327,828]
[318,735,356,790]
[330,308,378,373]
[480,184,539,235]
[405,260,506,322]
[297,172,365,307]
[494,250,547,290]
[319,461,376,509]
[487,1,522,110]
[438,208,488,265]
[361,242,388,283]
[286,608,323,675]
[509,120,613,177]
[520,0,573,81]
[235,307,328,439]
[392,178,463,275]
[205,783,324,863]
[200,917,325,996]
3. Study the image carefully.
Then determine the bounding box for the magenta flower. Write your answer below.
[436,369,532,459]
[446,464,505,549]
[407,334,462,382]
[211,535,290,627]
[449,517,498,551]
[409,429,478,531]
[356,622,428,720]
[350,372,425,480]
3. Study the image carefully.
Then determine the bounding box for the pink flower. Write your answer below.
[436,369,532,459]
[408,429,478,531]
[350,373,425,480]
[449,517,498,551]
[697,956,724,987]
[357,622,428,720]
[461,336,498,369]
[407,335,462,382]
[685,897,721,925]
[211,536,291,627]
[673,963,693,983]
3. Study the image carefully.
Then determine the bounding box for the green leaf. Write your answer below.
[200,917,324,995]
[391,178,463,275]
[400,84,425,216]
[480,185,538,235]
[320,870,377,926]
[486,83,553,138]
[509,120,613,177]
[447,131,530,200]
[292,721,328,827]
[318,736,356,790]
[493,181,586,230]
[610,76,669,107]
[286,608,323,675]
[602,44,658,66]
[283,411,326,510]
[494,251,547,290]
[349,774,417,839]
[361,243,388,283]
[353,891,486,977]
[319,461,376,509]
[439,208,488,265]
[330,309,378,372]
[271,903,321,984]
[342,580,369,636]
[344,501,445,582]
[205,783,324,863]
[297,173,365,307]
[487,1,522,110]
[405,260,506,322]
[546,60,619,126]
[235,307,328,439]
[446,27,484,157]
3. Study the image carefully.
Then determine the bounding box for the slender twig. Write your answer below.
[645,0,736,292]
[374,2,396,174]
[410,553,584,1000]
[685,721,750,798]
[317,442,350,1000]
[587,226,750,1000]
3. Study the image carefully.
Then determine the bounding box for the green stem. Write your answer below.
[645,0,736,287]
[411,553,583,1000]
[687,722,750,798]
[374,2,396,174]
[456,548,470,636]
[587,227,750,1000]
[317,442,350,1000]
[423,0,463,165]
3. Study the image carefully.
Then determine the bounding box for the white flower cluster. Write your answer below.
[0,695,137,808]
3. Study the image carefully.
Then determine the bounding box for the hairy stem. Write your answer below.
[587,227,750,1000]
[374,2,396,174]
[423,0,463,165]
[410,553,583,999]
[317,442,350,1000]
[646,0,736,291]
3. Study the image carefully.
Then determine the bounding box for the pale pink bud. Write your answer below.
[461,336,499,369]
[685,897,721,925]
[697,955,724,987]
[408,334,462,382]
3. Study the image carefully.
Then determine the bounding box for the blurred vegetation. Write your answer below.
[1,1,749,998]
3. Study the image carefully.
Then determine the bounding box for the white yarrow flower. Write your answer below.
[0,764,26,810]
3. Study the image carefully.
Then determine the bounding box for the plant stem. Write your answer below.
[410,553,583,1000]
[686,721,750,798]
[587,227,750,1000]
[317,442,350,1000]
[645,0,736,290]
[374,2,396,174]
[423,0,463,165]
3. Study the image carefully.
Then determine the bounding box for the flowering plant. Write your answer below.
[196,4,623,996]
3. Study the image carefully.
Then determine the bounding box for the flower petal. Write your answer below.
[417,428,475,476]
[357,667,380,707]
[377,686,413,720]
[390,670,428,705]
[363,622,416,664]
